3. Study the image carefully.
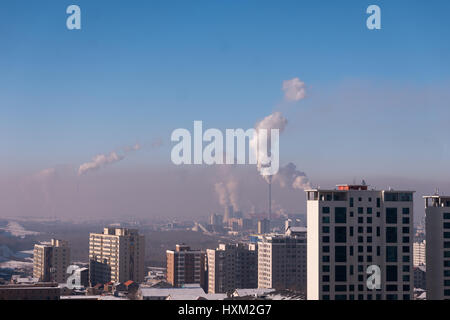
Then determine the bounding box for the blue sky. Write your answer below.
[0,1,449,219]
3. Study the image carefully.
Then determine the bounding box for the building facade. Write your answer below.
[89,228,145,285]
[306,184,414,300]
[0,283,60,300]
[258,219,270,234]
[257,230,307,292]
[424,195,450,300]
[413,240,426,267]
[166,244,206,290]
[33,239,70,284]
[207,243,257,294]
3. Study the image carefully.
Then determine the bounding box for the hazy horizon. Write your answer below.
[1,1,449,225]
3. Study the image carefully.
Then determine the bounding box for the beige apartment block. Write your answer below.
[89,228,145,285]
[257,229,307,292]
[33,239,70,284]
[207,243,257,294]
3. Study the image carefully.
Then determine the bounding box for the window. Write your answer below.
[386,208,397,224]
[403,217,410,224]
[386,266,398,282]
[402,208,410,214]
[323,246,330,253]
[403,227,409,233]
[350,198,354,207]
[335,266,347,282]
[322,226,330,233]
[367,208,372,214]
[387,246,397,262]
[323,236,330,243]
[322,285,330,292]
[384,193,398,201]
[335,285,347,292]
[335,207,347,223]
[322,275,330,282]
[386,285,398,292]
[322,207,330,214]
[335,227,347,243]
[322,216,330,223]
[376,198,381,208]
[444,213,450,220]
[335,246,347,262]
[386,227,397,243]
[358,207,363,214]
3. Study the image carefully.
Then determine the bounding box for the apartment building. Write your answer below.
[166,244,206,290]
[207,243,257,293]
[424,195,450,300]
[258,219,270,234]
[89,228,145,286]
[33,239,70,284]
[306,184,414,300]
[257,229,307,291]
[413,240,426,267]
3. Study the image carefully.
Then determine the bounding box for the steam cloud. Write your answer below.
[78,144,141,176]
[273,162,311,190]
[214,178,239,211]
[250,111,288,180]
[282,77,306,102]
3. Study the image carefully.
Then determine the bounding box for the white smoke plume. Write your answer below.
[214,178,240,211]
[282,77,306,102]
[78,143,141,176]
[250,111,288,180]
[273,162,311,190]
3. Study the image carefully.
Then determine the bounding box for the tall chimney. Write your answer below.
[268,176,272,221]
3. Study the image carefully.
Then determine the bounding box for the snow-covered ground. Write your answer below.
[0,245,34,270]
[0,221,40,238]
[0,260,33,270]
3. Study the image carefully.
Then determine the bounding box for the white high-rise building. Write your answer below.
[257,229,307,291]
[89,228,145,285]
[306,184,414,300]
[424,195,450,300]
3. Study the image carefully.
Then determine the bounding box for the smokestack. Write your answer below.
[268,175,272,221]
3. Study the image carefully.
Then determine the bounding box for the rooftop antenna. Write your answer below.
[435,188,440,196]
[361,179,366,186]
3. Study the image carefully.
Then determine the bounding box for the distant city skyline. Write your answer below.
[1,1,449,222]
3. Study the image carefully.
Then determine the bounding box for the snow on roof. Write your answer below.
[140,286,206,299]
[233,288,275,297]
